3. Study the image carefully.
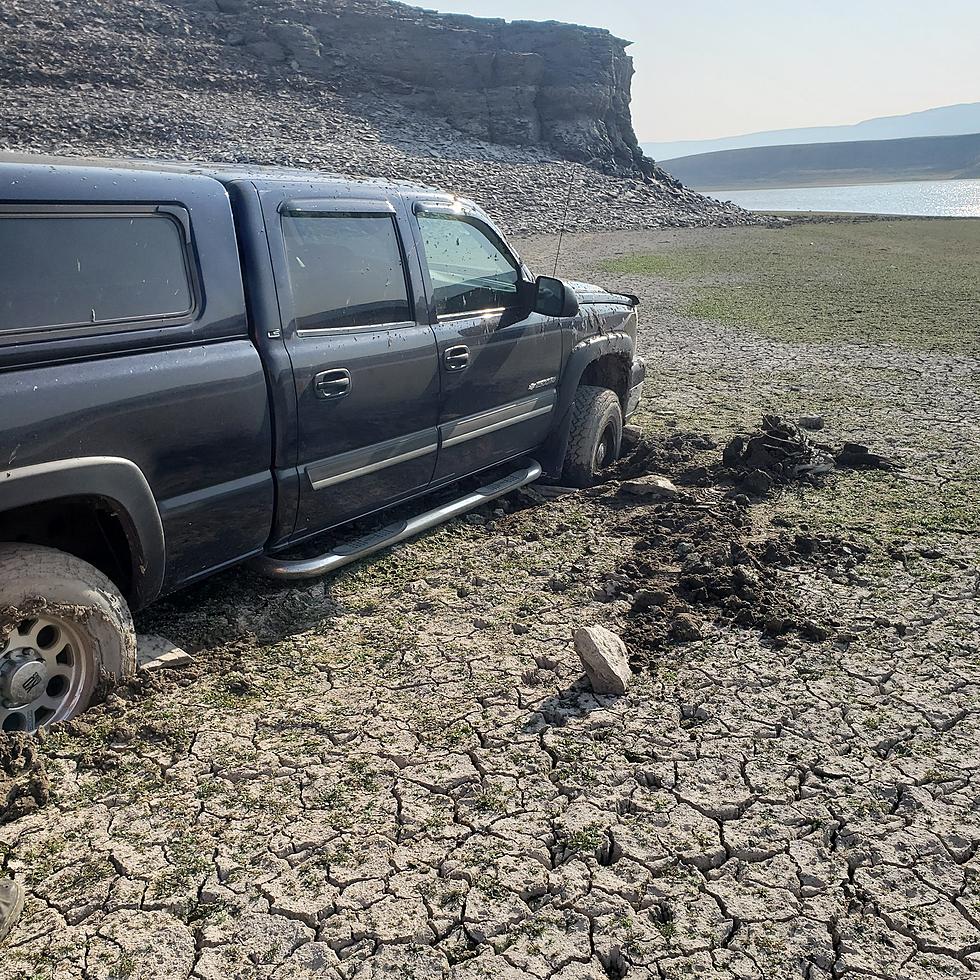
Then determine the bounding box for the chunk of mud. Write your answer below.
[670,613,703,641]
[573,625,632,695]
[0,734,50,822]
[722,436,745,467]
[835,442,899,471]
[798,416,825,431]
[632,589,671,611]
[620,424,644,455]
[740,469,774,496]
[732,564,762,593]
[722,415,835,484]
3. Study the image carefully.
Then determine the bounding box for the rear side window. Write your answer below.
[281,212,411,331]
[0,212,193,335]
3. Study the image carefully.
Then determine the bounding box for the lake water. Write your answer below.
[709,178,980,217]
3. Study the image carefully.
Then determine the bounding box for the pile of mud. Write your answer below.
[607,422,879,666]
[721,414,899,496]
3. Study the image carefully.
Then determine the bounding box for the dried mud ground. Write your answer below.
[3,219,980,980]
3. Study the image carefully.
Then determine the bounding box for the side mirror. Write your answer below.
[531,276,579,318]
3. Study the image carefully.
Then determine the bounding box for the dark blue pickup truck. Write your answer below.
[0,155,644,732]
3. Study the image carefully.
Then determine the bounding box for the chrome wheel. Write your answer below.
[0,615,94,732]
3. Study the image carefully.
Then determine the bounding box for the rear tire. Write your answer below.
[561,385,624,488]
[0,544,136,733]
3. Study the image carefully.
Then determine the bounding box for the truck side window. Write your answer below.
[417,214,519,319]
[281,213,411,331]
[0,213,193,335]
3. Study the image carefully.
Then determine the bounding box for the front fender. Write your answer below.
[0,456,166,608]
[539,332,635,478]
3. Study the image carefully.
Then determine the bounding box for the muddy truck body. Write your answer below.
[0,156,645,731]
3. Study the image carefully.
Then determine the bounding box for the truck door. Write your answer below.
[411,203,564,483]
[265,193,440,541]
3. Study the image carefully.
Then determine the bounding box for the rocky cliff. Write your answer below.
[207,0,651,175]
[0,0,751,233]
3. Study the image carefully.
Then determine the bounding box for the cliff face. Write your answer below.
[192,0,650,174]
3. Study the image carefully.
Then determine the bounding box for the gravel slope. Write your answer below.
[0,0,753,235]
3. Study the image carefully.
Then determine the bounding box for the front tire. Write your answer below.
[561,385,624,488]
[0,544,136,733]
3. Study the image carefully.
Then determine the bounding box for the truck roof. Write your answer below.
[0,151,457,202]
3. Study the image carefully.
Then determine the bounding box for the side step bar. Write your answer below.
[255,460,542,581]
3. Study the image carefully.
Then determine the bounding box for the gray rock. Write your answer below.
[136,634,192,671]
[798,415,825,431]
[573,625,632,695]
[0,878,24,943]
[620,474,686,500]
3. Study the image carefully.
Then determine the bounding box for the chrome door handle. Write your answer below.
[444,345,469,371]
[314,368,352,399]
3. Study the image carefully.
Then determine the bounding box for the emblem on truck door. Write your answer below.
[528,376,557,391]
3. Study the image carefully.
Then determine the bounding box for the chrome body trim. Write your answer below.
[436,307,508,323]
[440,391,556,449]
[306,429,438,490]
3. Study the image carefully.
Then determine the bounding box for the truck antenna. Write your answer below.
[552,172,575,277]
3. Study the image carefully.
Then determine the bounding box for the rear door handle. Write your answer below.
[444,345,469,371]
[314,368,352,399]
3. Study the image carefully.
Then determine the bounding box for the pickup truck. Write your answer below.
[0,155,645,733]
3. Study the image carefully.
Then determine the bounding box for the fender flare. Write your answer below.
[539,332,635,478]
[0,456,166,608]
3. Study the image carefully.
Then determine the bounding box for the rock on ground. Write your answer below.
[136,634,192,671]
[573,625,633,695]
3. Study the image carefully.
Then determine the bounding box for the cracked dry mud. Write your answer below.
[2,224,979,979]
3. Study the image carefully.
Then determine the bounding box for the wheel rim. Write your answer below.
[594,425,616,471]
[0,614,94,732]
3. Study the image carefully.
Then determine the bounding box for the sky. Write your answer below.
[402,0,980,142]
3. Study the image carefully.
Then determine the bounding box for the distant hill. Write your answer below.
[643,102,980,162]
[661,132,980,190]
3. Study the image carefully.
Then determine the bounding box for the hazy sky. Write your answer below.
[403,0,980,142]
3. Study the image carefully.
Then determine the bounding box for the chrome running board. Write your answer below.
[255,460,542,581]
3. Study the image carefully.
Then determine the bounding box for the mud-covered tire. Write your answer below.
[0,544,136,733]
[561,385,624,488]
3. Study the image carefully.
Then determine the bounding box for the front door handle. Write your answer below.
[444,345,469,371]
[314,368,352,399]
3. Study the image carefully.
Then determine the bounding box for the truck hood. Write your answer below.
[564,280,639,308]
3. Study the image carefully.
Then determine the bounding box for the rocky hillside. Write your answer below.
[0,0,751,233]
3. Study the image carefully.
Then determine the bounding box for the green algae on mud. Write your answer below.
[601,218,980,351]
